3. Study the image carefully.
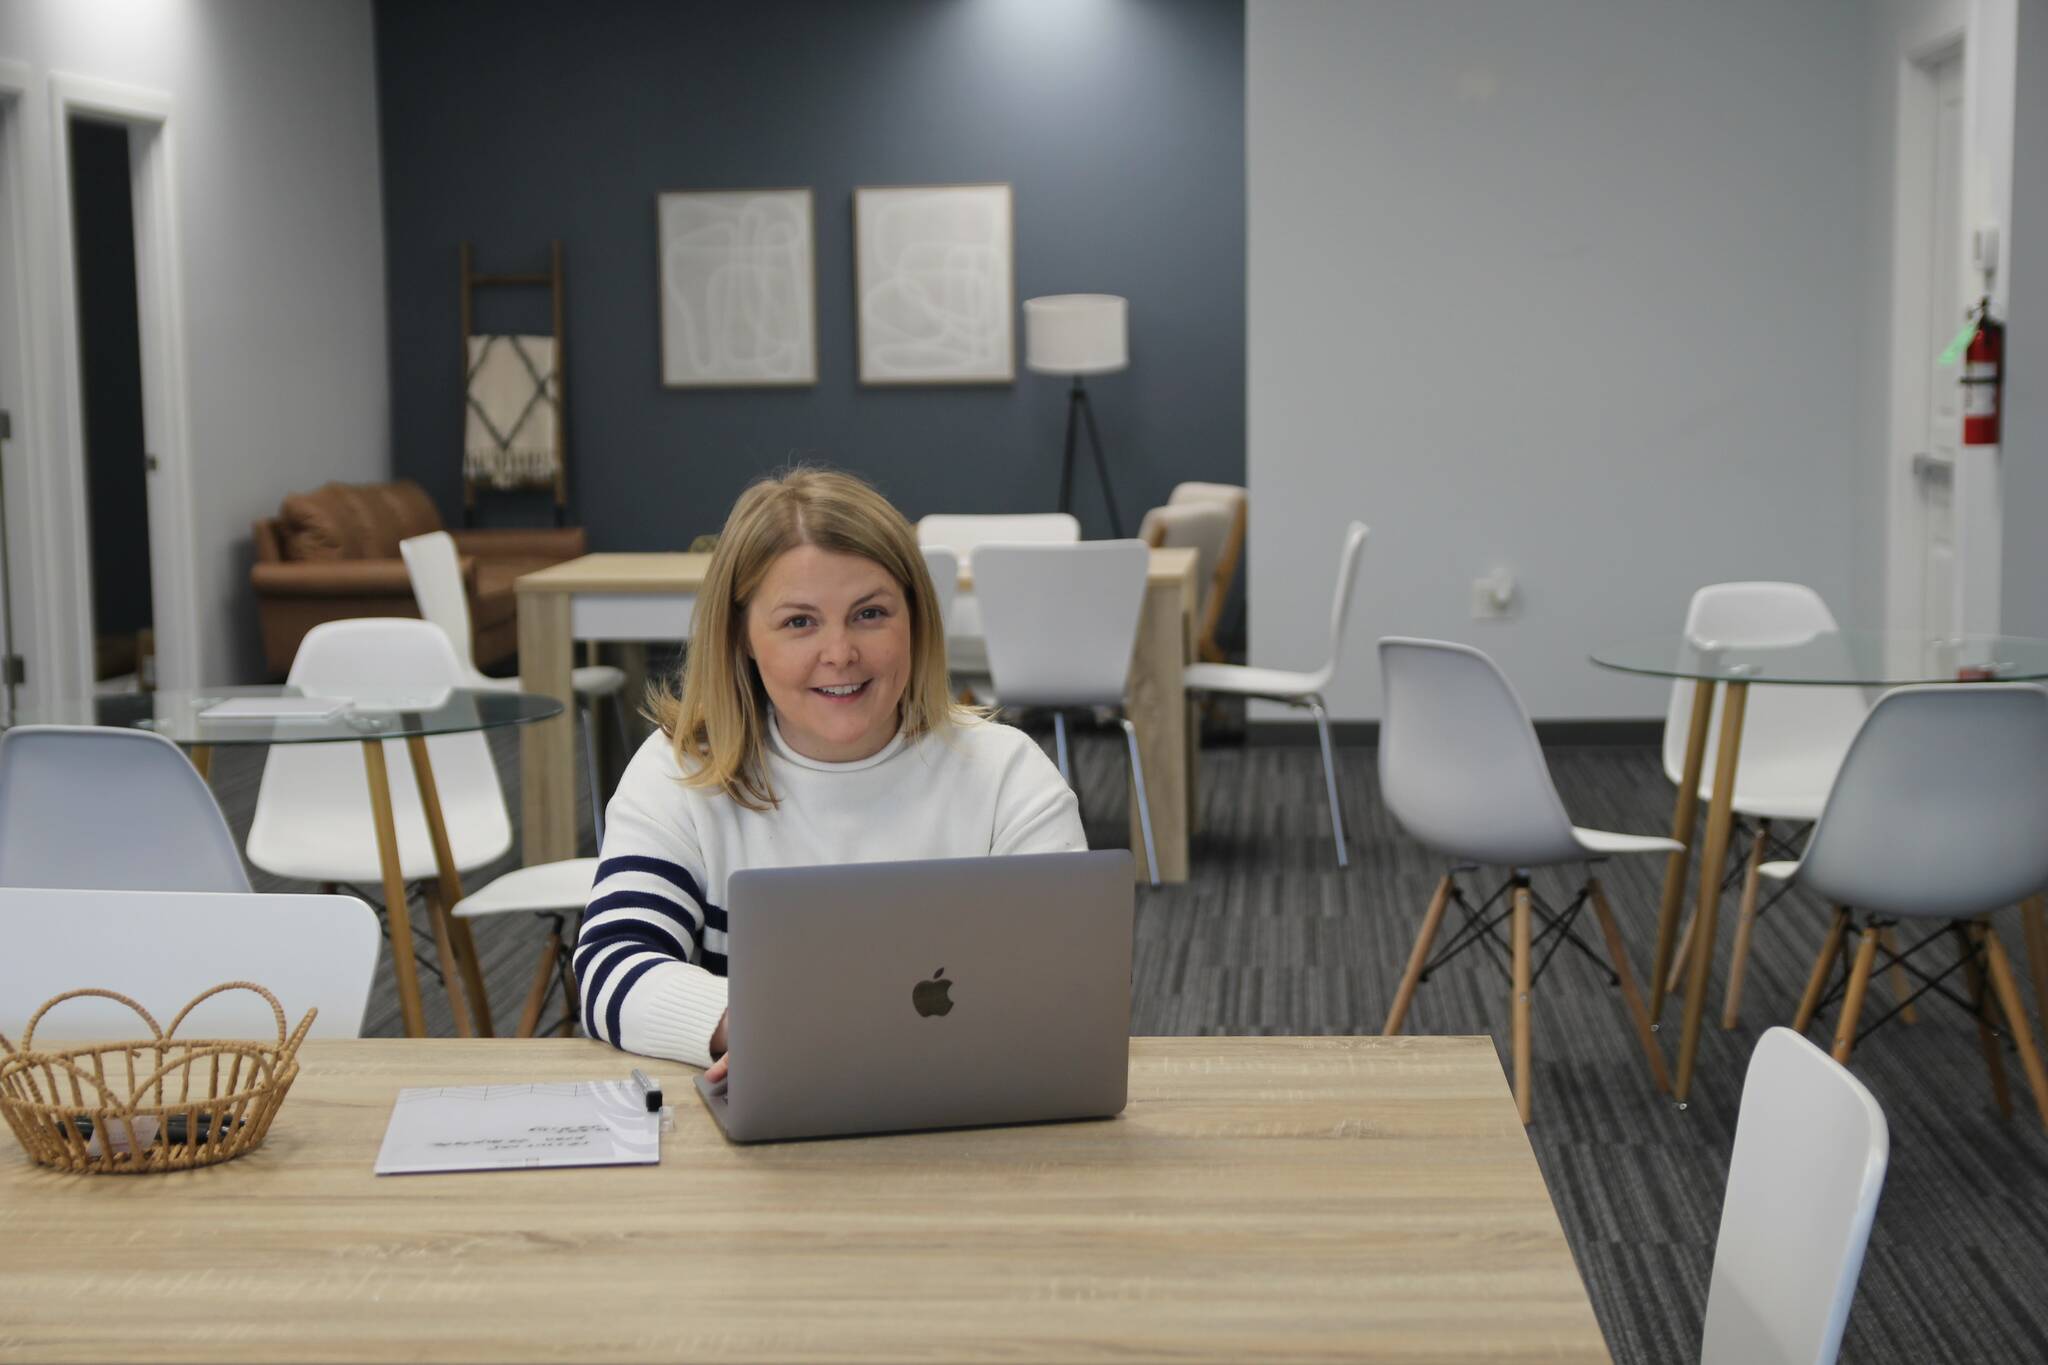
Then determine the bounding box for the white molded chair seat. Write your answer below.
[0,725,250,892]
[1180,662,1324,699]
[0,887,380,1040]
[917,514,1080,681]
[453,858,599,918]
[1378,637,1675,1121]
[1701,1028,1887,1365]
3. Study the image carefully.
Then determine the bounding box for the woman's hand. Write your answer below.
[705,1010,729,1084]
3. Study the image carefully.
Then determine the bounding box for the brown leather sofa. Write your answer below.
[250,479,586,677]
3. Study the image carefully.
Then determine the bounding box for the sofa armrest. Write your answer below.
[449,527,588,561]
[252,559,425,598]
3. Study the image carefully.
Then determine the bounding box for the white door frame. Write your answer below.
[1883,2,2017,637]
[0,59,57,712]
[45,73,201,693]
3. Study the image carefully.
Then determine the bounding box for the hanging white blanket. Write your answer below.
[465,334,560,489]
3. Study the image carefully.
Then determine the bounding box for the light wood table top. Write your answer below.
[514,547,1199,594]
[0,1036,1608,1363]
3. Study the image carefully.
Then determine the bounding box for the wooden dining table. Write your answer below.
[0,1035,1611,1362]
[516,548,1202,882]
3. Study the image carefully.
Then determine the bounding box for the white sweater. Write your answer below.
[577,714,1086,1066]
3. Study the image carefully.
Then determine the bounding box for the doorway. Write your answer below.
[68,116,154,691]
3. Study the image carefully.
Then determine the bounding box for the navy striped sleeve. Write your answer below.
[577,852,723,1043]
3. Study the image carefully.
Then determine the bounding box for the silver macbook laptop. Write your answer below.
[693,849,1134,1143]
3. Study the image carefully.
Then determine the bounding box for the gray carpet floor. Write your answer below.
[209,721,2048,1364]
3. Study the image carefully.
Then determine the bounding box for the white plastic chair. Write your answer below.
[973,540,1157,887]
[453,857,599,1038]
[0,726,249,892]
[1658,583,1870,1025]
[1701,1027,1888,1365]
[1377,637,1677,1123]
[916,513,1081,679]
[401,530,625,844]
[1165,481,1247,663]
[1183,521,1367,867]
[1757,684,2048,1128]
[246,619,512,885]
[0,887,380,1039]
[918,545,960,639]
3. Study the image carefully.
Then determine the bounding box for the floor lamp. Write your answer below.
[1025,294,1128,537]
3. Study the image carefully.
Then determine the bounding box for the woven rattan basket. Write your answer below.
[0,982,315,1174]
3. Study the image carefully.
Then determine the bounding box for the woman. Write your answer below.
[577,468,1086,1078]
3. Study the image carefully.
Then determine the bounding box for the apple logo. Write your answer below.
[912,967,954,1018]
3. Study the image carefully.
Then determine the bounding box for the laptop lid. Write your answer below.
[707,849,1134,1142]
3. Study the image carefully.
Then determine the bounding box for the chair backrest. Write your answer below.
[1792,683,2048,918]
[245,619,511,877]
[1139,502,1232,621]
[1167,482,1248,658]
[0,726,250,892]
[918,545,960,635]
[1661,583,1866,791]
[1702,1027,1887,1365]
[1304,521,1370,692]
[0,887,381,1040]
[916,513,1080,559]
[399,531,490,686]
[1377,638,1583,867]
[973,541,1149,707]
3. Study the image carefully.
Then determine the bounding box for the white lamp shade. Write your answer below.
[1023,294,1128,375]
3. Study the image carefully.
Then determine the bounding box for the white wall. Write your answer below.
[0,0,386,685]
[1248,0,1874,721]
[2001,0,2048,635]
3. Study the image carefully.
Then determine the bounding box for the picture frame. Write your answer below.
[658,187,818,387]
[853,182,1015,385]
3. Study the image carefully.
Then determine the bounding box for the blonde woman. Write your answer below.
[578,468,1086,1077]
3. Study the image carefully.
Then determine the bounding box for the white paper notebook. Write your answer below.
[198,697,349,721]
[373,1081,661,1175]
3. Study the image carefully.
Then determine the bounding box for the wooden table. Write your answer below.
[0,1036,1610,1363]
[517,549,1202,883]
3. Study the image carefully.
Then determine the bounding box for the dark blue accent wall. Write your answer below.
[373,0,1245,546]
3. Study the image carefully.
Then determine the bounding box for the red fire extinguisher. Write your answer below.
[1962,296,2004,446]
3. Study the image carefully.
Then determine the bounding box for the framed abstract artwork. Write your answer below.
[658,188,817,387]
[853,182,1015,385]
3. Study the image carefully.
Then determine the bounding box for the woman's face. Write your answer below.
[745,543,913,764]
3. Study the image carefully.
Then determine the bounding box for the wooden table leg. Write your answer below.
[1674,681,1746,1105]
[518,588,578,866]
[1651,680,1713,1018]
[187,744,213,782]
[1124,560,1196,883]
[361,741,427,1039]
[407,735,493,1037]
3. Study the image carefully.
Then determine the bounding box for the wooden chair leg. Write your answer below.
[1830,921,1881,1064]
[1664,903,1701,998]
[1793,908,1850,1034]
[2022,896,2048,1025]
[1981,927,2048,1132]
[515,929,561,1039]
[426,894,475,1040]
[1878,926,1918,1024]
[1512,881,1534,1124]
[1587,878,1670,1094]
[1383,876,1453,1036]
[1958,924,2012,1119]
[1721,819,1770,1029]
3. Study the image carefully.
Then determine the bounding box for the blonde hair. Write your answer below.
[651,466,961,810]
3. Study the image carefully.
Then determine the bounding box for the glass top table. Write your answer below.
[7,685,564,745]
[1590,630,2048,686]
